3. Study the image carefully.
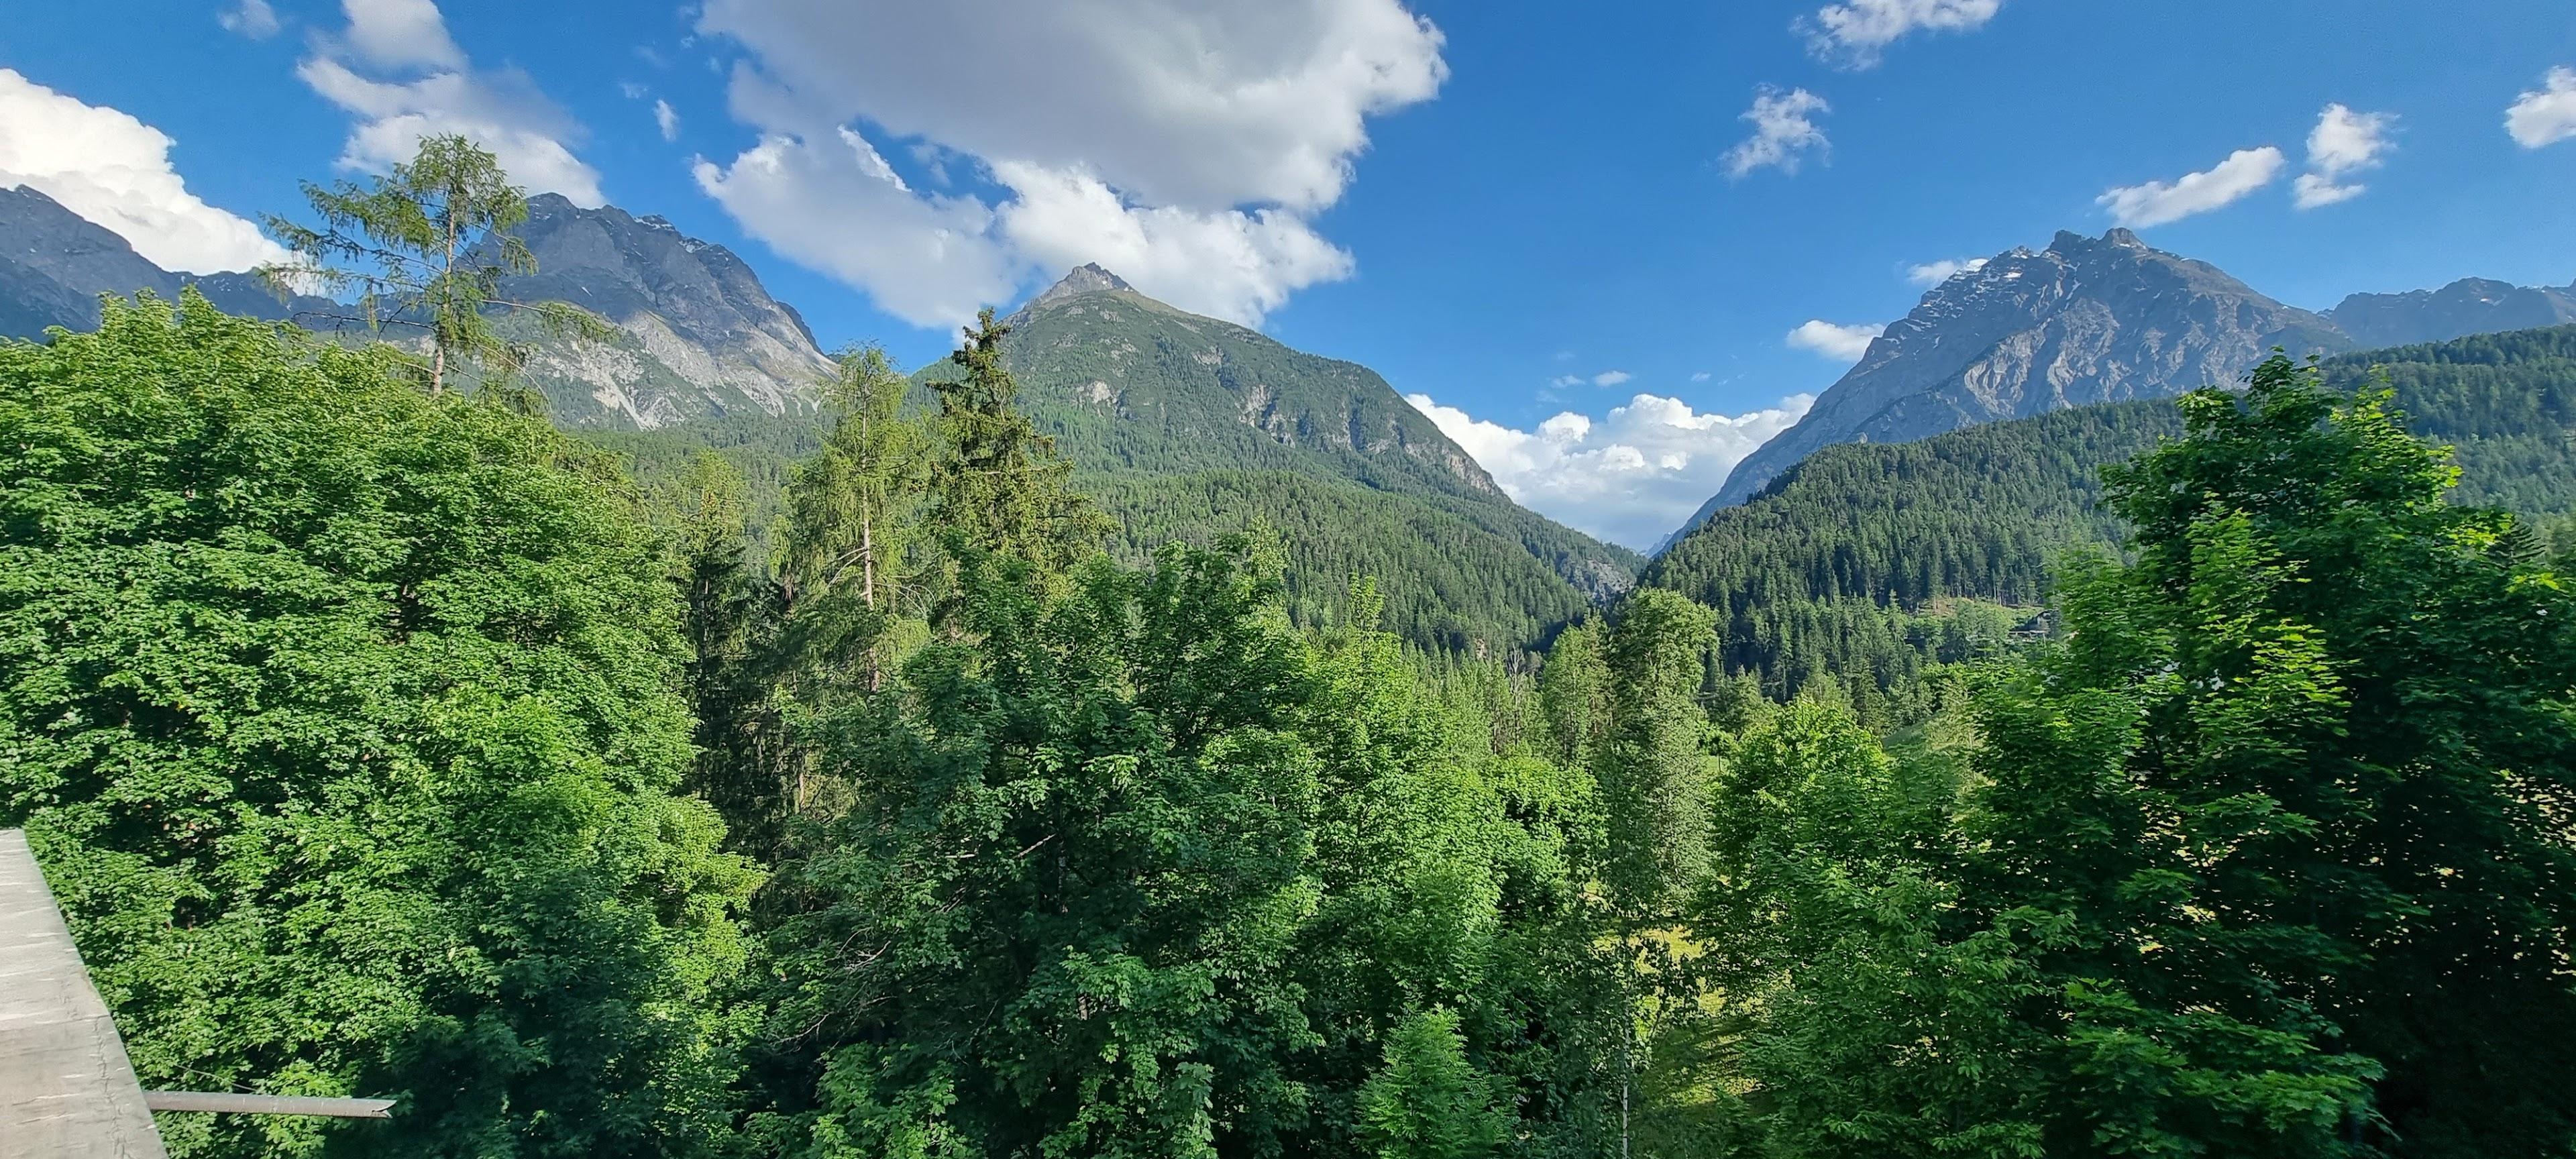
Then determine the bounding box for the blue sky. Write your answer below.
[3,0,2573,546]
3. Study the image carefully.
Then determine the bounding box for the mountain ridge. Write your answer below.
[0,186,830,429]
[2326,275,2576,349]
[1693,227,2351,529]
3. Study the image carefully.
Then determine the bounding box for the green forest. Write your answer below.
[4,142,2575,1159]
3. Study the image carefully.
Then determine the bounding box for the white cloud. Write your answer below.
[1404,392,1815,549]
[1592,370,1631,387]
[1689,371,1712,382]
[338,0,464,71]
[1786,319,1882,361]
[990,160,1355,327]
[1723,86,1830,178]
[2096,146,2285,228]
[2506,66,2576,149]
[654,99,680,142]
[690,0,1446,329]
[1548,374,1586,389]
[2292,103,2394,209]
[0,69,288,273]
[297,1,604,207]
[218,0,281,38]
[1799,0,2001,68]
[1906,256,1986,286]
[693,130,1018,328]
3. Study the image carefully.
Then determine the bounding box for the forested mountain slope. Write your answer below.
[905,266,1641,653]
[1646,323,2576,710]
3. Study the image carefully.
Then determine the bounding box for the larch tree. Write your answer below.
[259,133,610,397]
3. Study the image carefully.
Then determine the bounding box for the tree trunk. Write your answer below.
[434,198,459,396]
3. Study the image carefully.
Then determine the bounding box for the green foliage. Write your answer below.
[580,407,820,550]
[260,134,612,397]
[0,293,758,1158]
[743,538,1615,1156]
[1089,470,1627,657]
[786,346,929,616]
[2070,353,2576,1156]
[1643,353,2576,1158]
[926,288,1641,657]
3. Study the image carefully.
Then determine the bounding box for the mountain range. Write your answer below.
[1681,227,2576,543]
[0,184,830,428]
[7,182,2569,653]
[0,185,1640,654]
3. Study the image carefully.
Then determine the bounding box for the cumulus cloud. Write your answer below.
[339,0,464,71]
[1404,392,1815,549]
[2292,103,2395,209]
[2096,146,2285,228]
[218,0,281,38]
[1591,370,1632,387]
[690,0,1446,329]
[1906,256,1986,286]
[1799,0,2002,68]
[1723,86,1830,178]
[655,99,680,142]
[693,130,1019,327]
[988,161,1357,327]
[2506,66,2576,149]
[1786,319,1882,361]
[0,69,288,273]
[298,0,604,206]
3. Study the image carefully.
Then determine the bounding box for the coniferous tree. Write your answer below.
[672,451,792,856]
[931,309,1110,576]
[1595,590,1717,920]
[1536,622,1609,770]
[1356,1009,1513,1159]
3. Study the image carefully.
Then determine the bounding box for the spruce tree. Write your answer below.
[930,309,1110,573]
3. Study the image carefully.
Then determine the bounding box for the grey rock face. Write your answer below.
[1688,228,2351,533]
[2326,276,2576,349]
[499,195,833,427]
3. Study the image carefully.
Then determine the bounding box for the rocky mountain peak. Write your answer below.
[1031,263,1137,309]
[498,194,833,426]
[1682,227,2350,534]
